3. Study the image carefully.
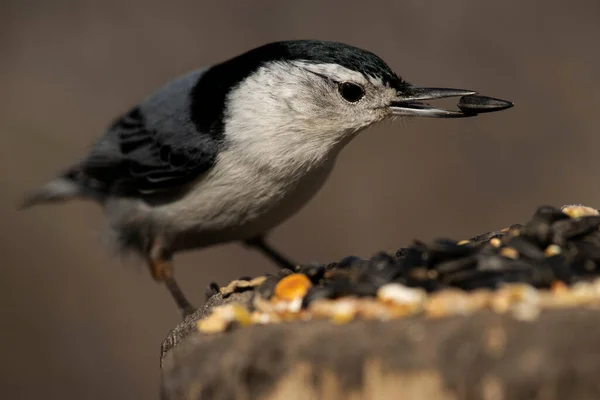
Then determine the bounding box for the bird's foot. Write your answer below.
[244,236,297,270]
[149,239,196,318]
[164,276,197,318]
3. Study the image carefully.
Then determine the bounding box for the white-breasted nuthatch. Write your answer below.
[22,40,513,316]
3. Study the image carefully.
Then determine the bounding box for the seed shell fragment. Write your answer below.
[457,95,514,114]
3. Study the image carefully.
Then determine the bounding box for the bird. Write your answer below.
[21,40,513,317]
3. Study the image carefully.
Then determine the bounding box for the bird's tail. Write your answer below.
[19,169,83,209]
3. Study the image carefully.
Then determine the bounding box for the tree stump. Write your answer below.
[160,291,600,400]
[160,205,600,399]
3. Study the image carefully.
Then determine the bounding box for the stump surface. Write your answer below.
[161,292,600,400]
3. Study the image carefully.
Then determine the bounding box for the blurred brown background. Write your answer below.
[1,0,599,398]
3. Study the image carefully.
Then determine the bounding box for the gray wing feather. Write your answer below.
[22,67,223,208]
[78,67,221,197]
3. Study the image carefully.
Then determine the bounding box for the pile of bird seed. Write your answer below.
[198,204,600,334]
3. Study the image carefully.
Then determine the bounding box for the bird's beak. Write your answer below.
[389,87,513,118]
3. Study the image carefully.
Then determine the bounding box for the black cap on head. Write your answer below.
[275,40,405,88]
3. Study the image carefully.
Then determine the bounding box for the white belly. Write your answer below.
[150,149,337,251]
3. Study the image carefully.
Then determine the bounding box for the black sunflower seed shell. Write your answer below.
[551,216,600,245]
[533,205,570,223]
[569,240,600,262]
[503,236,546,260]
[457,95,514,114]
[425,238,477,263]
[398,246,426,269]
[302,285,336,307]
[335,256,364,269]
[544,254,572,283]
[296,264,327,283]
[432,255,478,274]
[257,275,281,299]
[521,219,552,247]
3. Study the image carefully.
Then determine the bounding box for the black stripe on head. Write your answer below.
[189,40,407,138]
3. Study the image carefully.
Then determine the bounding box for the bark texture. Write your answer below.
[160,291,600,400]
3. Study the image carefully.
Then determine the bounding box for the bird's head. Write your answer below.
[192,40,511,165]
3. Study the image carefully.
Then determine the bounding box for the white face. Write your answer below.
[283,61,400,133]
[223,60,400,167]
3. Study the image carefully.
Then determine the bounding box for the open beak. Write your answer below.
[390,87,513,118]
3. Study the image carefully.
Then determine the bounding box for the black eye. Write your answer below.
[338,82,365,103]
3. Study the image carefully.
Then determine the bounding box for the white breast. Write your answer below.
[151,146,337,250]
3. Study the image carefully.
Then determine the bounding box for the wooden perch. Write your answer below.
[160,291,600,400]
[159,206,600,399]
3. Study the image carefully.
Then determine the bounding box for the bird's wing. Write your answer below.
[77,68,222,197]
